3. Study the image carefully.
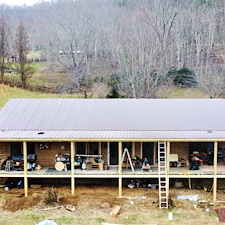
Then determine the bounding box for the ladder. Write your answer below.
[158,142,168,209]
[121,148,135,173]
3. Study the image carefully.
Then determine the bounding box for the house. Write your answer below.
[0,98,225,208]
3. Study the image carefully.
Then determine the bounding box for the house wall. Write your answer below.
[35,142,70,167]
[170,142,189,160]
[0,142,10,167]
[134,142,142,159]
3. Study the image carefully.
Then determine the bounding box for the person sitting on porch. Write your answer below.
[142,158,152,172]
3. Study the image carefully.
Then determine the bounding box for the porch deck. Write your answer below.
[0,165,224,177]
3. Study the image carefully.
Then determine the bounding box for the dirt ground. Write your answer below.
[0,185,225,225]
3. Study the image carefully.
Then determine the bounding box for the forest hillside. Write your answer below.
[0,0,225,99]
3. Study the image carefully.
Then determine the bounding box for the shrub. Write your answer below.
[42,187,60,205]
[167,67,197,87]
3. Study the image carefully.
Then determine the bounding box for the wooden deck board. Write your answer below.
[0,166,224,177]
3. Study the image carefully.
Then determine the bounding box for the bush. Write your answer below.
[42,187,61,205]
[167,67,197,87]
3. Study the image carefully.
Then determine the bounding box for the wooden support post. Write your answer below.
[166,142,170,197]
[132,142,135,159]
[23,141,28,197]
[213,141,218,202]
[118,142,122,197]
[99,142,101,155]
[71,141,75,195]
[188,178,191,189]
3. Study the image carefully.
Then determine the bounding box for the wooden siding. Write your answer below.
[134,142,141,159]
[0,142,10,167]
[35,142,71,167]
[170,142,189,160]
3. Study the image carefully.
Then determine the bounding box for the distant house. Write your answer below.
[0,98,225,208]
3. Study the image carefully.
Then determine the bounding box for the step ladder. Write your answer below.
[158,142,168,209]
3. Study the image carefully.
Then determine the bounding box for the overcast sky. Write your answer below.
[0,0,50,6]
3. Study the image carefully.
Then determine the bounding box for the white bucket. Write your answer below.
[168,212,173,221]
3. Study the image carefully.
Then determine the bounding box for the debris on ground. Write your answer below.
[196,200,214,211]
[36,205,67,211]
[100,202,111,208]
[35,219,57,225]
[65,204,75,212]
[110,205,121,217]
[30,184,42,189]
[177,194,199,201]
[216,208,225,222]
[168,196,176,209]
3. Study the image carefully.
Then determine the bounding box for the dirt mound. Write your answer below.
[3,196,41,212]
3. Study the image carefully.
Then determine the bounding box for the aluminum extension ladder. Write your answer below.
[158,142,168,209]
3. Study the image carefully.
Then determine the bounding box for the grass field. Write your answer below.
[0,84,82,109]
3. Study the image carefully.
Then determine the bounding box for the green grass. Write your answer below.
[122,214,141,224]
[92,217,105,223]
[27,50,42,60]
[0,84,82,109]
[55,216,76,224]
[24,213,46,222]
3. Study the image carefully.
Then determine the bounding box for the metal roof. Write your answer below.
[0,98,225,140]
[0,130,225,140]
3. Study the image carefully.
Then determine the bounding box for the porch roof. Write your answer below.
[0,130,225,140]
[0,98,225,140]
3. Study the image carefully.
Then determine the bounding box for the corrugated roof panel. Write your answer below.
[1,99,225,132]
[51,99,74,130]
[25,99,50,130]
[1,130,225,140]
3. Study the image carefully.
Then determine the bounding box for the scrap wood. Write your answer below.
[36,204,67,211]
[110,205,121,217]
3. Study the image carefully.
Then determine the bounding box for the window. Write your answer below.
[90,142,99,155]
[76,142,86,154]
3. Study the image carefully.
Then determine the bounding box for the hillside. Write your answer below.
[0,84,82,109]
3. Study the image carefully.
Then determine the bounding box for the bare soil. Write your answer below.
[0,185,224,225]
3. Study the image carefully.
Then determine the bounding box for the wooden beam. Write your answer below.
[213,141,218,202]
[132,142,135,159]
[118,141,122,197]
[23,141,28,197]
[71,141,75,195]
[188,178,192,189]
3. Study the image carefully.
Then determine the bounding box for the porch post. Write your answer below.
[213,141,218,202]
[23,141,28,197]
[118,141,122,197]
[71,141,75,195]
[132,142,135,158]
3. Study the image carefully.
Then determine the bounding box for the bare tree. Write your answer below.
[196,66,225,98]
[0,15,9,83]
[14,21,34,88]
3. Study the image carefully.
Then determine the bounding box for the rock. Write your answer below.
[66,204,75,212]
[100,202,110,208]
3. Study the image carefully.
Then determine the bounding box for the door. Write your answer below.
[109,142,118,165]
[142,142,154,165]
[11,142,22,156]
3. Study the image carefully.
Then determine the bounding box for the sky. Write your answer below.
[0,0,50,6]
